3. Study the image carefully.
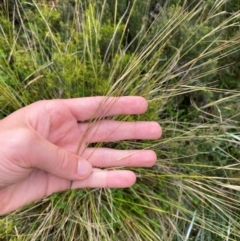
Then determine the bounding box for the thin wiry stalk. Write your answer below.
[1,0,240,240]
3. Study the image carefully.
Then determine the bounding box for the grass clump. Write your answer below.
[1,0,240,240]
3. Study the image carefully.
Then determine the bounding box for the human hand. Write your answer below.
[0,96,161,215]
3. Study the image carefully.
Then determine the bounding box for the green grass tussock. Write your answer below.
[1,0,240,240]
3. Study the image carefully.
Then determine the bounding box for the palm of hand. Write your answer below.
[0,97,161,215]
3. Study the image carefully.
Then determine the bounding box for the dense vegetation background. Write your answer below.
[1,0,240,240]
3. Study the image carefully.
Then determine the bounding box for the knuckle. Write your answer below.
[56,148,75,172]
[43,100,65,116]
[11,128,36,151]
[10,128,38,167]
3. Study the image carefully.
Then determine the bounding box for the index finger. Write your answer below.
[62,96,148,121]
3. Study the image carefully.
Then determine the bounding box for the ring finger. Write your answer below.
[81,148,157,168]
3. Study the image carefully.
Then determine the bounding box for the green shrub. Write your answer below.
[1,0,240,240]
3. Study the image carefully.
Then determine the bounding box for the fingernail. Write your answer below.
[78,159,92,176]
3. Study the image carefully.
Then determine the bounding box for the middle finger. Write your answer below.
[78,120,161,143]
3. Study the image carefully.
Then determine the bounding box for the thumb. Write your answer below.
[28,137,92,180]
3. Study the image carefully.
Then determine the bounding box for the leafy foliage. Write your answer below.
[1,0,240,240]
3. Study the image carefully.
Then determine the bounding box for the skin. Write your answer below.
[0,96,162,215]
